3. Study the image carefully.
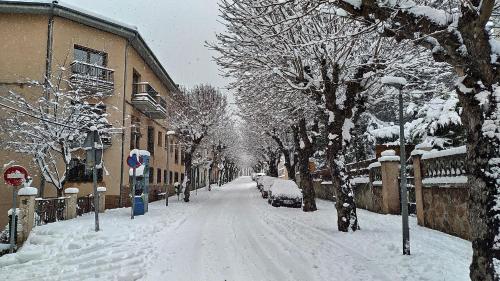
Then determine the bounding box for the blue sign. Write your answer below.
[127,154,142,168]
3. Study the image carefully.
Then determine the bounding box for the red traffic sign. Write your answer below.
[4,165,29,187]
[127,155,142,169]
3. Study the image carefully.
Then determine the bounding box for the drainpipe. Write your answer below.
[119,33,137,207]
[44,1,56,92]
[40,0,57,197]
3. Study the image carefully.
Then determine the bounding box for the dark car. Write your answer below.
[268,179,302,208]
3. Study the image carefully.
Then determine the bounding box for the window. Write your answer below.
[147,126,154,155]
[149,168,154,184]
[174,146,179,164]
[164,135,168,149]
[170,139,174,153]
[132,70,140,96]
[174,172,179,183]
[169,171,173,184]
[181,150,185,163]
[164,170,167,184]
[181,173,184,183]
[157,169,161,184]
[74,45,107,66]
[158,131,162,147]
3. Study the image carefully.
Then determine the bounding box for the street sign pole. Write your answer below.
[92,129,100,232]
[9,186,17,253]
[131,167,136,219]
[4,165,29,253]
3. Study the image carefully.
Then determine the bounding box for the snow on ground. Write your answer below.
[0,177,471,281]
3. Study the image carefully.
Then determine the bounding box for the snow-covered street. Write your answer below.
[0,177,471,281]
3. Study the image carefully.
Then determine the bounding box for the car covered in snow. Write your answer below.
[259,176,277,198]
[252,172,266,182]
[268,179,302,208]
[254,173,266,190]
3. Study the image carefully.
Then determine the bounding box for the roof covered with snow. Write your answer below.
[0,0,178,92]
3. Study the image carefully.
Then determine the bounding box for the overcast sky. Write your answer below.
[62,0,229,93]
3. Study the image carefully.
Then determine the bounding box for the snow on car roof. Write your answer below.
[270,179,302,198]
[261,176,277,191]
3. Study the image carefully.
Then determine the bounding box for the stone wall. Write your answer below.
[353,183,383,213]
[313,180,334,201]
[421,186,469,240]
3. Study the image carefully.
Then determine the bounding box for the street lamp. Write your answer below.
[165,130,176,206]
[382,76,410,255]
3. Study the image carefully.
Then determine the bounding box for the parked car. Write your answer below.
[252,172,265,182]
[260,176,277,198]
[268,179,302,208]
[254,173,266,190]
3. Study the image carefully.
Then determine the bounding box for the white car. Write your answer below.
[268,179,302,208]
[252,172,266,182]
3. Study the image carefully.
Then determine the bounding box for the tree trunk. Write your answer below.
[283,150,296,182]
[297,118,317,212]
[268,151,279,177]
[458,88,499,281]
[322,62,366,232]
[183,151,192,202]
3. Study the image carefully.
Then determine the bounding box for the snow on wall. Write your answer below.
[351,177,370,184]
[64,188,79,194]
[422,176,468,185]
[421,146,466,160]
[18,187,38,196]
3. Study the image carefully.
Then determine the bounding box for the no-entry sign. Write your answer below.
[4,165,29,187]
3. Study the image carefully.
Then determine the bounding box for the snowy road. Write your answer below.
[0,177,471,281]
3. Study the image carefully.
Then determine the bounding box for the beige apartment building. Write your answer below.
[0,1,185,226]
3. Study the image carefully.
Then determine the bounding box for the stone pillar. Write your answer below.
[17,187,38,244]
[97,187,106,213]
[379,150,401,215]
[64,187,79,220]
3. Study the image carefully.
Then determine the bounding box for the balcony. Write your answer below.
[70,61,115,95]
[131,82,167,119]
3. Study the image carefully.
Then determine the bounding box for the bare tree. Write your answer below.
[0,79,113,197]
[167,85,228,202]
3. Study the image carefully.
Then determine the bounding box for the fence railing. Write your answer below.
[70,61,114,93]
[347,158,377,178]
[77,195,94,216]
[421,146,467,179]
[35,197,68,226]
[369,164,382,185]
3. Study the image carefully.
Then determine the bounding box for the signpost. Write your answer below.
[127,153,142,220]
[84,128,102,232]
[3,165,29,253]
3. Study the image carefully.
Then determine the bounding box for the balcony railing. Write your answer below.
[131,82,167,119]
[70,61,114,95]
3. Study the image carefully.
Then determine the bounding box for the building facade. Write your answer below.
[0,1,184,226]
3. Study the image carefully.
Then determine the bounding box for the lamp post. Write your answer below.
[382,76,410,255]
[165,130,176,206]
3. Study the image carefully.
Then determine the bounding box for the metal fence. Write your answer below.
[35,197,68,226]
